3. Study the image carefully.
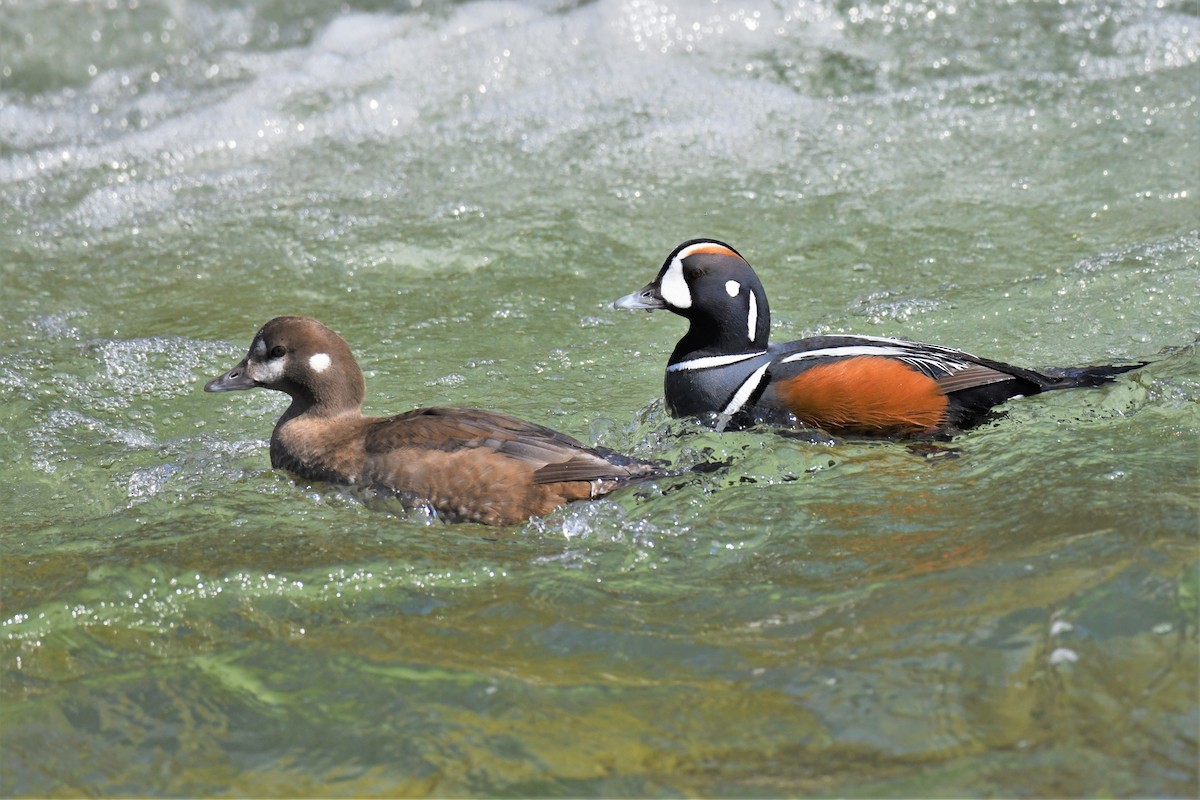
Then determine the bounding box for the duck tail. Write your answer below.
[1040,361,1145,389]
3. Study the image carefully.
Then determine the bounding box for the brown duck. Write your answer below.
[205,316,664,525]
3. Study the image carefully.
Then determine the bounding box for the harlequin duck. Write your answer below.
[614,239,1142,436]
[204,316,665,525]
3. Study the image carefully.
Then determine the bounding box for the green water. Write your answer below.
[2,0,1198,796]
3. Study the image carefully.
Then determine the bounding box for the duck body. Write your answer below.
[616,239,1140,437]
[206,316,663,525]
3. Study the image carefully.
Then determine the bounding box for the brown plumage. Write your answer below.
[204,316,663,525]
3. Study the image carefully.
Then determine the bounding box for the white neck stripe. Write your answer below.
[667,351,768,372]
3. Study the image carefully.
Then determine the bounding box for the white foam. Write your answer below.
[0,0,828,234]
[2,0,1195,252]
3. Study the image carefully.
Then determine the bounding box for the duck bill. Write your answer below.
[204,358,256,392]
[613,282,666,311]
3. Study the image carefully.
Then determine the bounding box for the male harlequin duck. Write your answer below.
[614,239,1141,437]
[205,316,664,525]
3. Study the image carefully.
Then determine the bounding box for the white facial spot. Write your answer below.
[747,290,758,342]
[724,280,741,298]
[252,338,267,358]
[309,352,332,373]
[249,358,285,383]
[658,257,692,309]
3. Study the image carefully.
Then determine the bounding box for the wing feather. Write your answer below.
[774,335,1052,392]
[364,406,661,484]
[935,364,1019,393]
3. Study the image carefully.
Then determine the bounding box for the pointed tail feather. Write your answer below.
[1039,361,1145,389]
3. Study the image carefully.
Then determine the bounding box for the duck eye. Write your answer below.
[269,345,287,359]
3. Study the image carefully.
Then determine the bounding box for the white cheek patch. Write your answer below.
[249,357,285,383]
[309,352,332,373]
[724,280,740,297]
[658,257,692,309]
[747,290,758,342]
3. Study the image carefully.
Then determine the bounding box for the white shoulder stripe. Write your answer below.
[779,345,972,375]
[667,351,768,372]
[722,363,771,416]
[817,334,981,359]
[780,345,913,362]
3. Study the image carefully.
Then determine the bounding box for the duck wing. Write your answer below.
[364,406,662,485]
[771,335,1049,391]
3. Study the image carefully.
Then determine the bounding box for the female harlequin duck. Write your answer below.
[205,316,664,525]
[614,239,1141,437]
